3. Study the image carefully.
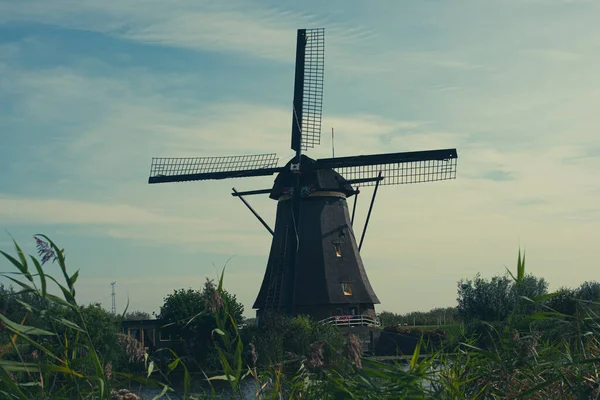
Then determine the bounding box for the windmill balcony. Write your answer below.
[319,314,381,328]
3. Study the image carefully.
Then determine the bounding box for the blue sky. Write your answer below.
[1,0,599,317]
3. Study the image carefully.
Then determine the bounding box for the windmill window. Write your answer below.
[335,243,342,257]
[342,283,352,296]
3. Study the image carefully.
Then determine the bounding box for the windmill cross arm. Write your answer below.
[346,176,384,185]
[315,148,458,187]
[148,167,282,184]
[148,153,281,184]
[315,148,458,169]
[231,188,272,196]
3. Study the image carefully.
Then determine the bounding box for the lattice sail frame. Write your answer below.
[149,153,279,178]
[301,28,325,150]
[334,158,458,187]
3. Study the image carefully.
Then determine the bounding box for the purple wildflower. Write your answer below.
[249,342,258,366]
[105,362,113,381]
[34,235,57,265]
[305,341,326,371]
[346,334,363,369]
[116,333,145,363]
[203,278,224,313]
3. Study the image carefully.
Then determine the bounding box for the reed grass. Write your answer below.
[1,236,598,399]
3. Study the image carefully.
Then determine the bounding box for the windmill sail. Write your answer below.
[291,28,325,152]
[148,153,280,184]
[315,149,458,186]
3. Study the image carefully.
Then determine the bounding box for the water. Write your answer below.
[136,364,416,399]
[137,380,259,399]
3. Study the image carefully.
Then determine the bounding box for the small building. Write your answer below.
[120,319,176,354]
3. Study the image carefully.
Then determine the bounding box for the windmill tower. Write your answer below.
[148,28,458,322]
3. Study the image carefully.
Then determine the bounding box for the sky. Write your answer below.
[1,0,599,317]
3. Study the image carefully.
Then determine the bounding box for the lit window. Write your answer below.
[342,282,352,296]
[335,243,342,257]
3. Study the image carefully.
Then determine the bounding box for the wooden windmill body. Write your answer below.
[148,29,458,323]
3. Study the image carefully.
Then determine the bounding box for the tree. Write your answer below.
[457,274,513,322]
[124,310,152,321]
[576,281,600,302]
[57,303,128,369]
[546,282,600,317]
[457,273,548,323]
[379,307,459,327]
[157,278,244,370]
[199,279,244,324]
[510,274,549,315]
[241,314,345,368]
[378,311,403,327]
[546,287,578,316]
[0,283,48,332]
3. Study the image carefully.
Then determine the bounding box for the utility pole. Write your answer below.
[110,281,116,314]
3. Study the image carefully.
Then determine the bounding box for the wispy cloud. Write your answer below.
[3,57,454,191]
[477,170,515,182]
[1,43,597,259]
[0,0,376,65]
[0,195,274,256]
[0,196,185,225]
[2,0,600,314]
[401,52,493,72]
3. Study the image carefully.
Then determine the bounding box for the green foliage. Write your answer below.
[0,235,116,399]
[124,310,152,321]
[376,326,448,356]
[544,286,579,315]
[2,236,599,399]
[575,280,600,301]
[379,306,459,327]
[240,313,345,370]
[457,270,548,323]
[0,283,46,344]
[458,274,512,321]
[543,281,600,318]
[157,277,244,372]
[52,303,129,372]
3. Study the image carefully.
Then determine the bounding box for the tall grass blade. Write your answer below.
[30,256,46,298]
[519,249,526,284]
[2,278,36,305]
[0,360,39,373]
[0,252,31,283]
[151,384,170,400]
[46,275,77,305]
[0,313,55,336]
[410,339,422,370]
[0,367,29,400]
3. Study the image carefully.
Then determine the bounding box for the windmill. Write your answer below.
[148,28,458,323]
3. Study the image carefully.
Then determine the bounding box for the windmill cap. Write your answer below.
[269,155,355,200]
